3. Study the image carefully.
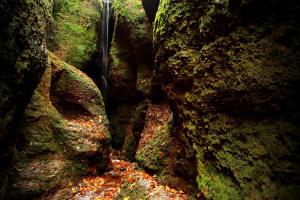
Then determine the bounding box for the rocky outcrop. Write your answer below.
[0,0,52,198]
[108,0,154,149]
[109,0,153,102]
[134,102,197,194]
[136,103,173,172]
[153,0,300,199]
[47,0,102,69]
[5,52,111,200]
[122,100,150,161]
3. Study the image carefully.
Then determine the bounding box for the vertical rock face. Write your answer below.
[5,53,111,200]
[153,0,300,199]
[109,0,153,102]
[108,0,154,149]
[0,0,52,198]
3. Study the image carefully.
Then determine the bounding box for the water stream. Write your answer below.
[101,0,112,103]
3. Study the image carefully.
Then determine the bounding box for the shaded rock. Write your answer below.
[0,0,52,198]
[109,0,153,103]
[153,0,300,199]
[122,100,150,161]
[109,104,137,149]
[134,102,197,194]
[136,102,173,172]
[142,0,160,22]
[5,52,111,199]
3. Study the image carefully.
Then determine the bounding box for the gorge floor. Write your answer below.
[66,151,190,200]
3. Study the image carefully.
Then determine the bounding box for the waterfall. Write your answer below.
[101,0,111,103]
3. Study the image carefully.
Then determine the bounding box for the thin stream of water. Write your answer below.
[101,0,111,103]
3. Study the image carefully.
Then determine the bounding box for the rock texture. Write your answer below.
[108,0,154,150]
[109,0,153,101]
[0,0,52,198]
[48,0,102,69]
[153,0,300,199]
[5,52,111,200]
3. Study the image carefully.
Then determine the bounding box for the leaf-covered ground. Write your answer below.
[67,151,189,200]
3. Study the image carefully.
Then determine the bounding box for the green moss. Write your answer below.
[116,181,147,200]
[153,0,300,199]
[113,0,144,25]
[136,115,173,171]
[48,0,101,68]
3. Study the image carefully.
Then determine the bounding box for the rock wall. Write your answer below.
[108,0,154,148]
[153,0,300,199]
[0,0,52,198]
[47,0,102,69]
[5,52,111,200]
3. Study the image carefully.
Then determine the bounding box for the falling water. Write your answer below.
[101,0,111,103]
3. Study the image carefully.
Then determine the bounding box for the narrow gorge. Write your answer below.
[1,0,300,200]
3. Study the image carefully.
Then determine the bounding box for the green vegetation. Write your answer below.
[153,0,300,199]
[48,0,102,68]
[136,115,173,171]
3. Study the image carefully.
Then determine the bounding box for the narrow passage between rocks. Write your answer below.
[68,151,189,200]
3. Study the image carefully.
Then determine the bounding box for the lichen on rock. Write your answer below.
[0,0,52,198]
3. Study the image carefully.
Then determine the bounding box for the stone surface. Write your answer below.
[0,0,52,198]
[108,0,154,154]
[48,0,102,69]
[109,0,153,102]
[153,0,300,199]
[5,52,111,200]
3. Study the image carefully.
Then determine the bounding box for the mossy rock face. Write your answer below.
[109,0,153,102]
[116,181,148,200]
[0,0,52,198]
[153,0,300,199]
[136,103,173,172]
[49,52,107,119]
[122,99,150,161]
[5,53,111,200]
[47,0,102,69]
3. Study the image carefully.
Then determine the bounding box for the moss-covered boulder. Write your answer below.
[153,0,300,199]
[136,103,173,172]
[5,52,111,199]
[48,0,102,69]
[0,0,52,198]
[109,0,153,102]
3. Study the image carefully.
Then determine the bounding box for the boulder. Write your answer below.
[5,52,111,199]
[48,0,102,69]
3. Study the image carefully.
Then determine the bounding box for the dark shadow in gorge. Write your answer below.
[83,1,115,114]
